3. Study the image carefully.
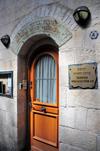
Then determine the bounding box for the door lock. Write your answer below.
[41,107,46,113]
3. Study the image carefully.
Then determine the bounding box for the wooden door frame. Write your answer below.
[27,45,59,151]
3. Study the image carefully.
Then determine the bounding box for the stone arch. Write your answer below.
[10,3,78,55]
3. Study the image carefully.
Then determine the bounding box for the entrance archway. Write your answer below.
[18,35,59,150]
[11,15,73,150]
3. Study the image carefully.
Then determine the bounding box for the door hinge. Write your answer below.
[29,98,33,111]
[30,81,32,89]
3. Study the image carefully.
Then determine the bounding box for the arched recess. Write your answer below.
[16,17,72,151]
[17,36,60,150]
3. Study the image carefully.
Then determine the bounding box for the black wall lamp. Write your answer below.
[73,6,91,27]
[1,35,10,48]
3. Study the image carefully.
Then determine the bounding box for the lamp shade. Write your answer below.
[73,6,91,27]
[1,35,10,48]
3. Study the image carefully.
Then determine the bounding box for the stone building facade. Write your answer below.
[0,0,100,151]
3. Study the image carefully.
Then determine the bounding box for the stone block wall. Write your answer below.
[0,0,100,151]
[59,4,100,150]
[0,48,18,151]
[0,1,19,150]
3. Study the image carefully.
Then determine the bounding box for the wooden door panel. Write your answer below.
[29,48,59,151]
[33,111,58,147]
[32,139,59,151]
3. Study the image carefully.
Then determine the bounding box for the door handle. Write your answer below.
[41,107,46,113]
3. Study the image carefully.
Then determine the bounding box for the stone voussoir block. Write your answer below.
[40,6,47,17]
[49,5,57,17]
[54,6,62,19]
[62,11,70,23]
[71,22,78,31]
[36,7,41,17]
[20,17,28,28]
[44,5,51,17]
[57,7,67,21]
[64,14,73,26]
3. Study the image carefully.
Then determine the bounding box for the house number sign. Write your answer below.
[69,63,97,89]
[89,31,99,39]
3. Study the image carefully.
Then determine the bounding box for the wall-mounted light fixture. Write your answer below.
[1,35,10,48]
[73,6,91,27]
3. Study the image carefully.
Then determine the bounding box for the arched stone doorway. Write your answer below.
[18,35,59,150]
[11,16,73,150]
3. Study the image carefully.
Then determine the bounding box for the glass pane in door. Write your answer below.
[35,55,56,104]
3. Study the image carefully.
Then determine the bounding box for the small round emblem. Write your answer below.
[90,31,99,39]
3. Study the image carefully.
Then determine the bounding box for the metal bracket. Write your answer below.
[29,98,33,111]
[30,81,32,89]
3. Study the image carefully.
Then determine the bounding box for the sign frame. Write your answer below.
[68,62,98,89]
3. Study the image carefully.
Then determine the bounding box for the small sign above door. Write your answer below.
[11,18,72,55]
[69,62,98,89]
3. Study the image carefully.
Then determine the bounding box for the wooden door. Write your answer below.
[29,47,59,151]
